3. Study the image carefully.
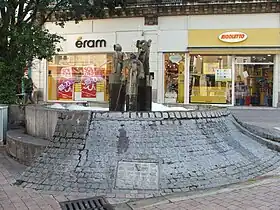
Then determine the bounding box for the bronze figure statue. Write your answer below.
[136,39,152,76]
[109,40,152,112]
[125,53,145,111]
[113,44,124,76]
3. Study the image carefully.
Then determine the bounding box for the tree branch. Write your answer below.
[40,0,66,25]
[17,0,36,25]
[24,0,40,24]
[17,0,28,22]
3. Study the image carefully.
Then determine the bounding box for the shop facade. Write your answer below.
[32,13,280,107]
[161,13,280,107]
[186,28,280,107]
[34,17,160,103]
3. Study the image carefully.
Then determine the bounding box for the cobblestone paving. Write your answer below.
[1,151,280,209]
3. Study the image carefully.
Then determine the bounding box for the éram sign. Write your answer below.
[75,36,107,48]
[218,32,248,43]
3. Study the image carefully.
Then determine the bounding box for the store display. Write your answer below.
[48,54,112,102]
[164,53,185,103]
[190,55,232,104]
[203,63,219,74]
[234,63,273,107]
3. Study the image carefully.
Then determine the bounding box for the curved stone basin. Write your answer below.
[18,108,280,195]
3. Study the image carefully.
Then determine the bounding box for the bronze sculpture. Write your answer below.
[136,39,152,76]
[109,44,126,111]
[125,53,145,111]
[109,40,152,111]
[136,39,152,111]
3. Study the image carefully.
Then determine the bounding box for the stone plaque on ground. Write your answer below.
[116,161,159,190]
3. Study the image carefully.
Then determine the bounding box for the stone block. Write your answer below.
[6,129,48,166]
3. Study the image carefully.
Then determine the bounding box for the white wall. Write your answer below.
[92,18,145,32]
[44,18,145,34]
[157,16,189,102]
[188,13,280,29]
[44,20,94,34]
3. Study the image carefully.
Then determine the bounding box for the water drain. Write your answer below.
[59,196,114,210]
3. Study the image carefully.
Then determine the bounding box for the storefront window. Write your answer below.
[47,54,112,102]
[234,55,274,106]
[189,55,232,104]
[164,53,185,103]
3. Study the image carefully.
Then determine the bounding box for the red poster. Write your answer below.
[81,77,96,98]
[81,66,96,98]
[57,67,74,100]
[80,66,105,98]
[57,79,74,99]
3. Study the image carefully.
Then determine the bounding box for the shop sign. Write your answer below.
[75,36,106,48]
[218,32,248,43]
[169,54,182,63]
[215,69,232,82]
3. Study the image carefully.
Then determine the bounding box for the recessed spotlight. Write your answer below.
[268,54,271,56]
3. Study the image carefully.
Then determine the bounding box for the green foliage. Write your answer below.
[0,62,21,104]
[0,0,125,104]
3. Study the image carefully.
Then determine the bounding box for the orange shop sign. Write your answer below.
[218,32,248,43]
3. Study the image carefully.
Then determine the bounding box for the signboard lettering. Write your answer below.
[218,32,248,43]
[75,37,106,48]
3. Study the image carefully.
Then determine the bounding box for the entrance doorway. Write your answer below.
[234,55,274,106]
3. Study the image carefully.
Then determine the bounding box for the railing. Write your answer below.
[125,0,279,6]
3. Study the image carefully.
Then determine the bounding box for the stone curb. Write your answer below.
[229,107,280,110]
[232,117,280,152]
[233,116,280,142]
[92,109,230,120]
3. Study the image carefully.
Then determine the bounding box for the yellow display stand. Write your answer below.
[191,86,227,103]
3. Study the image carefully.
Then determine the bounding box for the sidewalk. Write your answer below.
[0,152,61,210]
[132,178,280,210]
[120,166,280,210]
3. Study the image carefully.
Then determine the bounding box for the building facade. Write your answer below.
[32,12,280,107]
